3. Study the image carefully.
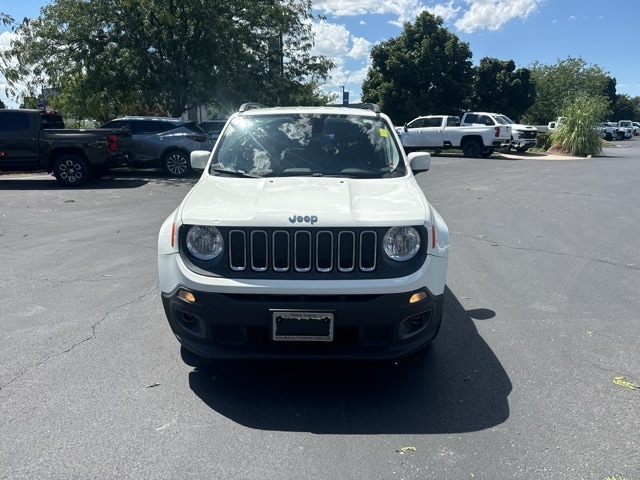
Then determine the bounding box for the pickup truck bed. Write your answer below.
[0,109,132,186]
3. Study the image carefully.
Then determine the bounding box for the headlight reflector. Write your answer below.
[383,226,420,261]
[186,226,223,260]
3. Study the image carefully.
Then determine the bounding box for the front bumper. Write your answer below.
[162,287,444,360]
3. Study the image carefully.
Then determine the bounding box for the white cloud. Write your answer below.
[454,0,540,33]
[427,1,461,23]
[313,0,427,24]
[312,22,351,57]
[312,21,373,92]
[348,37,371,59]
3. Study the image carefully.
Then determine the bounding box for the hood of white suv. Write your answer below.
[179,175,429,227]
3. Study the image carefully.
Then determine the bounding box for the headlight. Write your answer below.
[383,226,420,261]
[186,226,223,260]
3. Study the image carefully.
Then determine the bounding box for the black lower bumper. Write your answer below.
[161,288,444,360]
[105,154,129,167]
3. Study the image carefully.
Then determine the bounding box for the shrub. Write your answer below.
[550,96,608,157]
[536,132,552,151]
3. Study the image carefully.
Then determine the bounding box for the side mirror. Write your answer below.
[407,151,431,173]
[190,150,211,171]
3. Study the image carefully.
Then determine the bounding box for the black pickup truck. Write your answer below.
[0,109,132,186]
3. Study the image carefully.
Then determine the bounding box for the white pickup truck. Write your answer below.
[460,112,538,153]
[397,115,511,158]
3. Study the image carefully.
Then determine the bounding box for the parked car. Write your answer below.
[397,114,511,157]
[158,103,449,364]
[100,116,213,177]
[632,122,640,136]
[0,109,132,186]
[460,112,538,153]
[599,122,617,141]
[198,119,227,143]
[615,120,634,140]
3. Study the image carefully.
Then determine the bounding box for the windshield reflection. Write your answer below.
[210,114,406,178]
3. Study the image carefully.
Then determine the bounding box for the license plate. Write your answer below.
[272,311,334,342]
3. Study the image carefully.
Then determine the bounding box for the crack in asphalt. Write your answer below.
[457,233,639,271]
[0,283,160,391]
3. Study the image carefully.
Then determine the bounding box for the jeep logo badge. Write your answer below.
[289,214,318,225]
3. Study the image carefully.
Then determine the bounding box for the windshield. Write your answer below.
[496,115,514,125]
[210,113,405,178]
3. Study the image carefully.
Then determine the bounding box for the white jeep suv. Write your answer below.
[158,103,449,364]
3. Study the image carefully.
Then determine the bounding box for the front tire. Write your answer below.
[162,150,191,177]
[52,154,91,187]
[481,148,494,158]
[462,140,482,158]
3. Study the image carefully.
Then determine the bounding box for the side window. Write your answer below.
[102,120,128,129]
[447,117,461,127]
[425,117,441,128]
[0,112,31,132]
[41,114,65,129]
[464,114,477,124]
[139,121,176,133]
[479,115,494,126]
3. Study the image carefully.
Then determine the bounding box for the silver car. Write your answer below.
[101,116,213,177]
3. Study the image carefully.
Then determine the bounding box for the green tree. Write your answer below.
[550,95,608,157]
[468,57,535,120]
[2,0,333,120]
[610,94,639,121]
[361,11,473,124]
[525,56,615,124]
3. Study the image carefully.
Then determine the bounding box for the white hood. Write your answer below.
[179,175,429,228]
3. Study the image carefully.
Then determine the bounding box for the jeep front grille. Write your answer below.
[228,229,378,273]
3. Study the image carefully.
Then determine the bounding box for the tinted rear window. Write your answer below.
[0,111,31,132]
[40,113,65,129]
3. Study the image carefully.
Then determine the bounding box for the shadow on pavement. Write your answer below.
[0,168,198,190]
[188,286,511,434]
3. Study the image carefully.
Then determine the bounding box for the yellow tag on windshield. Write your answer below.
[380,128,388,137]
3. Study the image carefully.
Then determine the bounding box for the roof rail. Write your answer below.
[239,102,266,112]
[360,103,381,113]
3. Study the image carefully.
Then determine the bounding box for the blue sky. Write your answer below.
[2,0,638,114]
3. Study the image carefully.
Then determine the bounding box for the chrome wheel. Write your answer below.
[53,155,90,186]
[163,151,190,177]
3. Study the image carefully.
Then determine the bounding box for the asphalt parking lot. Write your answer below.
[1,142,639,479]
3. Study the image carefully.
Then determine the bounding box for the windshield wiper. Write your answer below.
[211,168,261,178]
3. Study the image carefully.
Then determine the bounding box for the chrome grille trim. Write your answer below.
[359,231,377,272]
[316,231,334,272]
[250,230,268,272]
[226,228,378,273]
[294,231,312,272]
[338,231,356,272]
[229,230,247,271]
[272,230,290,272]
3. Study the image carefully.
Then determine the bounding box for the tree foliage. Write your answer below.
[361,11,473,124]
[525,56,615,124]
[610,94,640,121]
[468,57,535,120]
[2,0,333,121]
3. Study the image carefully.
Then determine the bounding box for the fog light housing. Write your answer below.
[177,289,196,303]
[399,311,432,339]
[409,290,428,304]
